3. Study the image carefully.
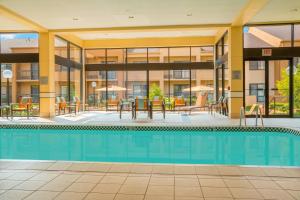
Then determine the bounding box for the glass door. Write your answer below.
[244,60,266,115]
[268,60,290,116]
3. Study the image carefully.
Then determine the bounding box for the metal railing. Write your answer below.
[17,70,39,80]
[240,106,264,127]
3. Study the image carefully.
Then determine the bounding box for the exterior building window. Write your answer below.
[249,61,265,70]
[249,83,265,103]
[174,85,189,97]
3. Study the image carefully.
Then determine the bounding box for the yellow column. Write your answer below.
[228,26,243,118]
[39,32,55,118]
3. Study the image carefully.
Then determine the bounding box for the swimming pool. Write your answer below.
[0,126,299,166]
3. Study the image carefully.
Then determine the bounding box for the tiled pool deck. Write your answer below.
[1,111,300,199]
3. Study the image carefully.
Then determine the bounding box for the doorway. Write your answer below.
[244,58,292,117]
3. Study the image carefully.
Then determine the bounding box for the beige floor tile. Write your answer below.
[199,178,225,187]
[175,178,199,187]
[101,175,126,184]
[87,163,111,172]
[131,165,153,174]
[48,162,72,171]
[146,185,174,196]
[0,180,22,190]
[204,198,232,200]
[246,176,271,181]
[229,188,263,199]
[92,183,121,193]
[201,187,232,198]
[54,192,87,200]
[175,186,202,197]
[39,181,72,192]
[30,172,60,182]
[76,174,103,183]
[84,193,115,200]
[249,179,280,189]
[175,197,204,200]
[6,172,37,181]
[287,190,300,200]
[284,168,300,178]
[118,184,147,195]
[276,180,300,190]
[27,162,54,170]
[149,177,174,186]
[224,179,253,188]
[65,182,95,192]
[67,163,92,172]
[258,189,295,200]
[145,195,174,200]
[239,167,266,176]
[109,164,132,173]
[263,168,290,177]
[0,172,13,179]
[24,191,59,200]
[174,166,196,175]
[152,165,174,174]
[124,176,149,185]
[114,194,144,200]
[53,174,80,183]
[14,180,46,190]
[217,166,242,176]
[195,166,219,175]
[0,190,32,200]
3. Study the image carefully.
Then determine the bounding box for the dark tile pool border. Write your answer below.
[0,124,299,136]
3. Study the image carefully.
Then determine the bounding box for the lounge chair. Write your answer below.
[11,96,32,119]
[151,96,166,119]
[133,96,152,119]
[174,96,186,110]
[56,96,66,115]
[119,98,134,119]
[179,93,209,114]
[107,95,119,111]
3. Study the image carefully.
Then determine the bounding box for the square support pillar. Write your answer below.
[39,32,56,118]
[228,26,244,118]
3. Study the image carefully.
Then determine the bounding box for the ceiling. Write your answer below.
[74,29,217,40]
[0,0,247,29]
[0,0,300,40]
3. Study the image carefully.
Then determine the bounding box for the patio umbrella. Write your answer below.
[96,85,128,92]
[183,85,214,92]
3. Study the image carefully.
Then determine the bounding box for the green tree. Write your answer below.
[276,64,300,111]
[149,83,163,100]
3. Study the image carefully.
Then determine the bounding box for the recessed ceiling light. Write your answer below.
[290,8,299,12]
[73,18,79,21]
[187,13,193,17]
[128,16,134,19]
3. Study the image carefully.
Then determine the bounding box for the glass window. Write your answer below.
[244,60,266,115]
[191,46,214,62]
[169,47,190,63]
[107,49,125,64]
[1,63,40,116]
[127,48,147,63]
[294,24,300,47]
[70,44,81,63]
[244,25,292,48]
[85,70,106,110]
[148,48,168,63]
[107,71,126,111]
[127,71,147,98]
[55,37,68,58]
[85,49,106,64]
[224,33,228,54]
[294,57,300,117]
[0,33,38,53]
[55,64,69,102]
[249,61,265,70]
[70,68,81,102]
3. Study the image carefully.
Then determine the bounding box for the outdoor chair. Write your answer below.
[209,96,224,115]
[107,95,120,111]
[179,93,208,114]
[11,96,32,119]
[119,98,134,119]
[174,96,186,110]
[151,96,166,119]
[133,96,153,119]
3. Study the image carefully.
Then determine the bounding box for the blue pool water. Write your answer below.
[0,128,299,166]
